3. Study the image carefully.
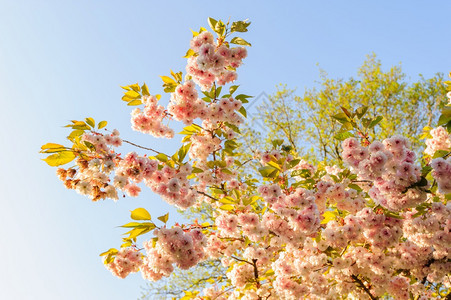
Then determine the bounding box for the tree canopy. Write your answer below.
[41,17,451,300]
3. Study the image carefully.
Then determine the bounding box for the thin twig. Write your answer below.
[192,189,219,201]
[122,139,165,155]
[230,256,253,266]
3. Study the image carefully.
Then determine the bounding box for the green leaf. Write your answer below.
[155,153,168,162]
[97,121,108,129]
[85,117,95,128]
[130,208,151,221]
[271,139,284,147]
[438,106,451,126]
[332,112,349,124]
[421,165,432,177]
[157,213,169,224]
[348,184,362,192]
[191,167,204,173]
[355,106,368,119]
[369,116,383,129]
[238,106,247,117]
[207,17,218,31]
[432,150,449,159]
[287,159,300,169]
[229,85,239,95]
[42,151,76,167]
[258,166,278,178]
[231,20,251,33]
[340,106,352,118]
[177,143,191,162]
[334,131,353,141]
[230,37,251,46]
[214,20,225,35]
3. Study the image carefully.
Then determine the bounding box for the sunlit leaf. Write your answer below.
[130,208,151,221]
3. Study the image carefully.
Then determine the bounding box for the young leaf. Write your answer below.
[157,213,169,224]
[85,118,95,128]
[184,49,196,58]
[369,116,383,129]
[130,208,151,221]
[230,37,251,46]
[355,106,368,119]
[42,151,76,167]
[160,76,176,84]
[231,20,251,33]
[127,100,142,106]
[207,17,218,31]
[97,121,108,129]
[229,85,239,95]
[141,83,150,96]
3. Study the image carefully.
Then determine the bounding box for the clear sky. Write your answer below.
[0,1,449,299]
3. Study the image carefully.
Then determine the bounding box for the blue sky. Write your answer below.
[0,1,449,299]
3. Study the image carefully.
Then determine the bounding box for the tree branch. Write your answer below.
[351,274,378,300]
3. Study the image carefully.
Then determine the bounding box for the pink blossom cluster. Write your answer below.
[186,31,247,91]
[82,129,122,151]
[141,227,206,281]
[105,248,142,279]
[130,95,174,138]
[56,130,124,201]
[189,129,222,162]
[168,80,207,124]
[205,97,244,125]
[114,152,158,197]
[342,136,426,211]
[431,157,451,194]
[316,180,366,213]
[425,126,451,157]
[145,163,198,209]
[403,202,451,261]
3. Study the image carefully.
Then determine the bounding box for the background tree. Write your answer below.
[242,54,447,165]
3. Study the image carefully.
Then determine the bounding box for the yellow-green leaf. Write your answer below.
[130,208,151,221]
[160,76,176,84]
[230,37,252,46]
[124,90,140,99]
[40,143,66,153]
[220,204,235,211]
[321,210,338,224]
[99,248,118,257]
[85,117,95,128]
[142,83,150,96]
[184,49,196,58]
[42,151,76,167]
[97,121,107,129]
[127,99,142,106]
[157,213,169,224]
